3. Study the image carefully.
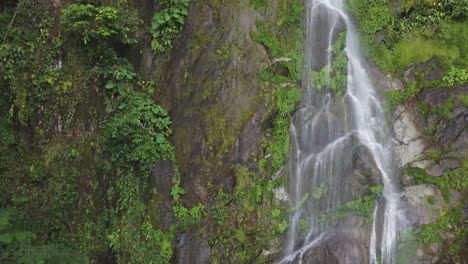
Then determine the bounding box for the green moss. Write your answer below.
[384,83,421,109]
[393,38,460,70]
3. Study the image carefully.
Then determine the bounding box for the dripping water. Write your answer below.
[282,0,407,263]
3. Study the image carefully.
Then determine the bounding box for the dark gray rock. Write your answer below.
[175,233,212,264]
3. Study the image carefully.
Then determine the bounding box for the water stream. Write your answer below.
[282,0,407,263]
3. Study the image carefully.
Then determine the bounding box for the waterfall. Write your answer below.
[282,0,407,263]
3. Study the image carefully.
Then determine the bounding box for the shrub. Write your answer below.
[102,92,174,175]
[150,0,190,54]
[62,3,140,44]
[442,67,468,87]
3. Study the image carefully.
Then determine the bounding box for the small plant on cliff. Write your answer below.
[416,206,465,256]
[442,67,468,87]
[267,86,301,172]
[150,0,190,54]
[310,32,348,96]
[171,179,205,229]
[62,3,140,44]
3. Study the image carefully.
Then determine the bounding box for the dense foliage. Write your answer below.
[0,0,193,262]
[0,208,88,263]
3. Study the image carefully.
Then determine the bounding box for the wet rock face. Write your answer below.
[155,0,270,205]
[402,58,445,84]
[152,0,279,261]
[393,103,429,169]
[403,184,445,227]
[292,217,370,264]
[391,82,467,260]
[393,85,468,173]
[418,86,468,158]
[149,161,176,229]
[175,233,212,264]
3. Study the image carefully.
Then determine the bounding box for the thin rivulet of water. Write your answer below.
[282,0,407,263]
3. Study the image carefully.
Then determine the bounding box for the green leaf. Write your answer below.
[105,81,116,89]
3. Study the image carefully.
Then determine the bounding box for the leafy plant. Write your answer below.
[211,191,231,226]
[416,206,463,246]
[170,180,204,229]
[251,20,282,58]
[411,165,468,203]
[267,86,301,172]
[312,184,328,200]
[150,0,190,54]
[62,3,140,45]
[102,92,174,175]
[384,83,421,109]
[442,67,468,87]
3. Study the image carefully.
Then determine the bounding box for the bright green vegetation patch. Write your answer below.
[416,206,466,256]
[348,0,468,108]
[310,32,348,96]
[252,0,304,175]
[250,0,303,81]
[266,87,302,173]
[407,165,468,203]
[384,83,421,109]
[443,66,468,87]
[171,179,204,229]
[150,0,190,54]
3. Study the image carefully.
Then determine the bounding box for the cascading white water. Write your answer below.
[282,0,407,263]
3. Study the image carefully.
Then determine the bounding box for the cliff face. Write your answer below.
[157,0,467,262]
[154,1,274,261]
[144,0,304,262]
[395,85,468,264]
[0,0,466,263]
[158,1,269,204]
